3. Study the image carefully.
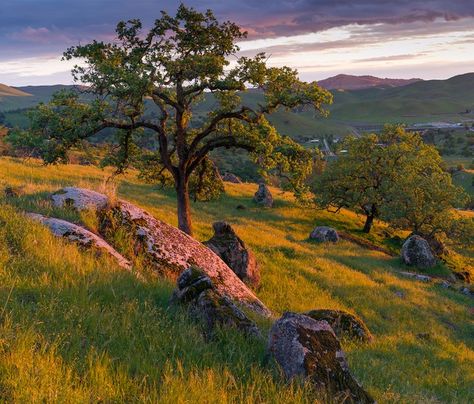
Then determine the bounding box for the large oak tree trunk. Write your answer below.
[176,175,193,236]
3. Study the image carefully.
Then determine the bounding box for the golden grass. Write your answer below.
[0,157,473,403]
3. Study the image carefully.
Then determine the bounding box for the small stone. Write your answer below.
[399,271,432,282]
[309,226,339,243]
[253,183,273,208]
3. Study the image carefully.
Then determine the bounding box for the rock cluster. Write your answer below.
[204,222,260,287]
[310,226,339,243]
[51,187,270,317]
[172,267,262,338]
[401,235,436,268]
[253,183,273,207]
[268,312,374,403]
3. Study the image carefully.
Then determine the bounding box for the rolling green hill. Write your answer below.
[2,73,474,138]
[0,157,473,402]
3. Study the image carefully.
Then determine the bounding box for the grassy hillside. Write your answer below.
[0,157,473,403]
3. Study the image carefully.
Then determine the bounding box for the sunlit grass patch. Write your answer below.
[0,157,472,402]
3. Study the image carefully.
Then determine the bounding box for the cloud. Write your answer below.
[1,0,474,85]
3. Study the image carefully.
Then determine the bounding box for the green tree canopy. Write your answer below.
[315,125,467,234]
[9,4,332,235]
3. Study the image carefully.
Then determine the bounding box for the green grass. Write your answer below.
[0,157,473,403]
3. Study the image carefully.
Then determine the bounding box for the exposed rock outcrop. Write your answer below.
[222,173,242,184]
[52,187,109,211]
[51,187,270,316]
[268,312,374,403]
[204,222,260,287]
[253,183,273,208]
[26,213,131,270]
[401,235,436,269]
[304,309,373,343]
[309,226,339,243]
[172,267,262,338]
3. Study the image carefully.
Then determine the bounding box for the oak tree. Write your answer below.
[12,4,332,235]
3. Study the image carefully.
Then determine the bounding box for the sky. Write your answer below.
[0,0,473,86]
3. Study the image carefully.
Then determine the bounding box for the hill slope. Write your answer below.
[0,83,31,97]
[318,74,422,90]
[0,157,472,403]
[1,73,474,135]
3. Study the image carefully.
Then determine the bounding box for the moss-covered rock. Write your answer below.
[304,309,373,343]
[268,312,374,404]
[172,267,262,338]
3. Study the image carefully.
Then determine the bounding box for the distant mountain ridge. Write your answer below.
[0,84,31,97]
[318,74,423,90]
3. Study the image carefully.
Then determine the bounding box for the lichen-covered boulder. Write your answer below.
[268,312,374,404]
[204,222,260,287]
[253,183,273,207]
[310,226,339,243]
[401,235,436,268]
[222,172,242,184]
[26,213,131,270]
[304,309,373,343]
[173,267,262,338]
[52,187,108,211]
[51,188,270,317]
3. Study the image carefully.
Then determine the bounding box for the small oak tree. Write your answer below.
[11,4,332,235]
[315,125,466,234]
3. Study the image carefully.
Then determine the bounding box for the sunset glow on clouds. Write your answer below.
[0,1,473,85]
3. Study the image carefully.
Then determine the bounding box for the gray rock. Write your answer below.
[222,173,242,184]
[26,213,131,270]
[401,235,437,268]
[51,187,270,317]
[268,312,374,403]
[253,183,273,208]
[204,222,260,287]
[52,187,108,211]
[310,226,339,242]
[173,267,262,338]
[304,309,373,343]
